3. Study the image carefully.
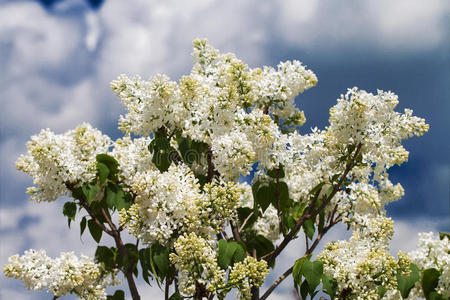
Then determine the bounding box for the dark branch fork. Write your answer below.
[64,183,141,300]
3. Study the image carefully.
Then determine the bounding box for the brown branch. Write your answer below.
[113,231,141,300]
[230,221,242,242]
[79,201,113,236]
[165,277,170,300]
[239,211,255,233]
[259,266,293,300]
[66,184,141,300]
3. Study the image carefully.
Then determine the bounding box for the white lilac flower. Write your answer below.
[16,124,111,202]
[3,249,119,300]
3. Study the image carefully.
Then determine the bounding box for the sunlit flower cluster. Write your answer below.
[111,136,155,187]
[169,232,225,296]
[16,124,111,202]
[119,164,205,245]
[318,216,405,299]
[3,249,119,299]
[111,38,316,181]
[407,232,450,298]
[228,257,269,300]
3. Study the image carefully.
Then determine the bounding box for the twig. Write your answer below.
[239,211,255,232]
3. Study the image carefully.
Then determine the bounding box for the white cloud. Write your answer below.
[275,0,448,52]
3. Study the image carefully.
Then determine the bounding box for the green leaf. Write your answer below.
[292,256,310,285]
[322,274,338,299]
[309,182,325,195]
[80,216,87,238]
[300,280,309,300]
[251,180,261,205]
[87,219,102,243]
[428,291,444,300]
[256,184,273,212]
[267,166,285,179]
[152,244,170,278]
[123,243,139,275]
[107,290,125,300]
[218,240,243,269]
[377,286,387,298]
[303,219,315,240]
[96,154,119,181]
[105,183,132,211]
[147,247,162,286]
[293,203,306,221]
[116,190,132,211]
[95,246,115,270]
[139,248,153,285]
[439,232,450,240]
[422,268,440,298]
[282,214,295,232]
[168,291,184,300]
[248,235,274,259]
[71,186,85,201]
[233,242,246,263]
[97,162,110,185]
[277,181,291,212]
[397,263,420,298]
[82,182,99,205]
[318,210,325,233]
[63,202,76,227]
[302,260,323,293]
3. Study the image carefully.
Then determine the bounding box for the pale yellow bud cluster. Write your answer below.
[228,257,269,300]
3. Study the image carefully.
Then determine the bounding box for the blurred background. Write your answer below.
[0,0,448,299]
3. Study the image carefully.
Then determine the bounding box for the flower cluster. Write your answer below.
[406,232,450,298]
[119,164,245,245]
[119,164,205,245]
[111,38,316,181]
[318,215,405,299]
[228,257,269,300]
[111,136,155,187]
[3,249,119,299]
[16,124,111,202]
[169,232,225,296]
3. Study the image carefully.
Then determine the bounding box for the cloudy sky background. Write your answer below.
[0,0,448,299]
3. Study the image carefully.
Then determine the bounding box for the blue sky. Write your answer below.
[0,0,448,299]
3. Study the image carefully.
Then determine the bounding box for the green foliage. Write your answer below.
[87,219,102,243]
[247,235,274,260]
[62,201,77,228]
[303,219,315,240]
[322,274,338,299]
[302,260,323,293]
[148,130,178,172]
[151,243,170,280]
[96,154,119,182]
[79,216,87,239]
[107,290,125,300]
[252,179,292,213]
[397,263,420,298]
[237,207,259,230]
[95,246,117,271]
[168,291,184,300]
[267,165,285,179]
[217,239,246,269]
[422,268,441,299]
